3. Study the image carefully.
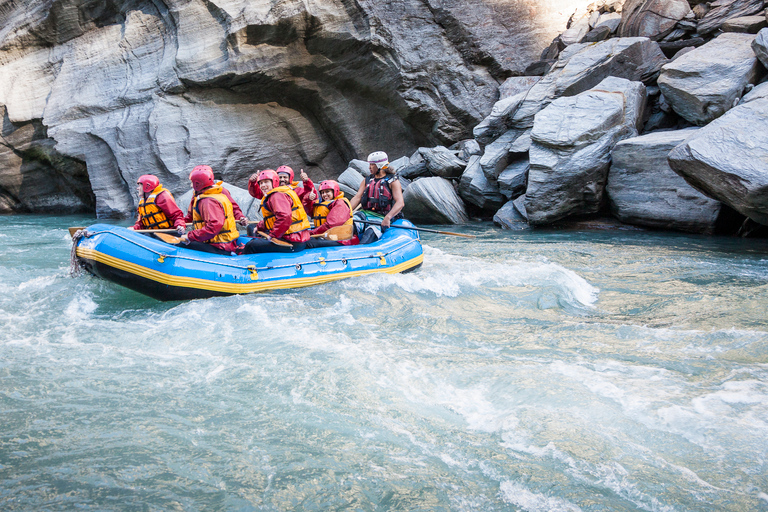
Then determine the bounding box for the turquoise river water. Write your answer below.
[1,214,767,511]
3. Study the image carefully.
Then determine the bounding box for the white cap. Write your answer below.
[367,151,389,169]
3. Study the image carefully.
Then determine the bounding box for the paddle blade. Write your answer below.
[154,232,182,244]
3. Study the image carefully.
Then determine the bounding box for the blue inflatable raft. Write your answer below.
[73,219,423,301]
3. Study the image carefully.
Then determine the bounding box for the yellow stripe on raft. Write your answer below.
[76,247,423,294]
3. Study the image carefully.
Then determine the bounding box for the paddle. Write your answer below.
[256,231,293,247]
[356,219,476,238]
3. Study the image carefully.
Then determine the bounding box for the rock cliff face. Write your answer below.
[0,0,585,217]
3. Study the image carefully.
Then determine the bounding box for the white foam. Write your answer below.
[17,276,57,291]
[64,294,98,320]
[499,481,583,512]
[340,246,598,307]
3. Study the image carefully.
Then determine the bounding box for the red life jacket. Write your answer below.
[362,174,396,214]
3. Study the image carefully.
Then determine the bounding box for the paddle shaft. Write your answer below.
[356,219,475,238]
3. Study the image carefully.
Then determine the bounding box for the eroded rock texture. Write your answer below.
[0,0,586,217]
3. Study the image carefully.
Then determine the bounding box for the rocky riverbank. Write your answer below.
[1,0,767,236]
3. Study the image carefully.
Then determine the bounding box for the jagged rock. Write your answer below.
[754,28,768,67]
[473,82,539,145]
[513,194,528,220]
[509,37,667,129]
[675,12,698,30]
[402,177,468,224]
[338,183,358,198]
[561,15,592,45]
[4,0,588,217]
[595,13,623,33]
[740,81,768,103]
[498,159,529,199]
[478,129,525,184]
[389,156,410,174]
[698,0,766,34]
[493,200,530,229]
[607,128,722,233]
[524,60,555,76]
[450,139,482,161]
[668,98,768,225]
[458,156,507,211]
[338,168,364,193]
[661,28,689,42]
[722,14,767,31]
[525,77,647,226]
[348,160,371,177]
[498,76,542,100]
[657,33,760,125]
[0,112,94,214]
[419,146,466,179]
[658,37,706,58]
[693,4,710,19]
[618,0,692,40]
[583,26,613,42]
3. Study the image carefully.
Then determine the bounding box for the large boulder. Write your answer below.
[338,168,365,193]
[2,0,589,217]
[498,159,529,199]
[525,77,647,226]
[458,156,507,212]
[402,177,468,224]
[754,28,768,67]
[478,129,525,184]
[618,0,692,40]
[473,83,539,145]
[740,81,768,104]
[508,37,667,129]
[419,146,466,179]
[668,98,768,225]
[697,0,766,35]
[657,33,761,126]
[493,200,530,230]
[607,128,722,233]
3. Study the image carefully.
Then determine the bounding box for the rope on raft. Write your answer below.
[70,229,87,277]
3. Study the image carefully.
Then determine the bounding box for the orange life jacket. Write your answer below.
[137,185,173,229]
[191,184,239,244]
[261,186,311,235]
[312,194,353,228]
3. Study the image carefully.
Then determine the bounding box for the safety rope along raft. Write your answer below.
[70,229,87,277]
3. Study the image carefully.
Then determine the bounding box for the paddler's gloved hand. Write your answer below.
[179,235,190,245]
[176,226,186,236]
[238,217,249,227]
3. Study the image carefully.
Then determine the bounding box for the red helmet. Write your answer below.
[257,169,280,189]
[190,165,214,193]
[276,165,294,183]
[137,174,160,194]
[319,180,340,198]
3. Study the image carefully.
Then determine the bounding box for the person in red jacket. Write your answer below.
[242,169,311,254]
[178,165,241,255]
[276,165,317,215]
[308,180,358,247]
[132,174,186,234]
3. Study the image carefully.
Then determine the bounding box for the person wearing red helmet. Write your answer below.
[242,169,311,254]
[308,180,357,246]
[276,165,318,215]
[132,174,186,234]
[178,165,240,254]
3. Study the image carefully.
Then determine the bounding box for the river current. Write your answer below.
[1,214,766,511]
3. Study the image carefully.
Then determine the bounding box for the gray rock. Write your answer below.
[397,161,431,180]
[595,13,623,33]
[607,128,722,233]
[722,15,768,32]
[754,28,768,67]
[561,16,592,45]
[524,60,556,76]
[402,177,469,224]
[618,0,692,40]
[338,168,365,193]
[478,129,525,184]
[513,194,529,220]
[509,37,667,129]
[458,156,507,211]
[388,156,411,174]
[348,160,371,177]
[450,139,483,161]
[525,77,647,225]
[498,76,542,100]
[698,0,766,34]
[419,146,467,179]
[668,98,768,225]
[338,183,358,198]
[473,85,538,145]
[498,159,529,199]
[739,80,768,103]
[657,33,760,126]
[493,200,530,230]
[582,26,613,43]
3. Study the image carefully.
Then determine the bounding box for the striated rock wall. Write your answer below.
[0,0,587,217]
